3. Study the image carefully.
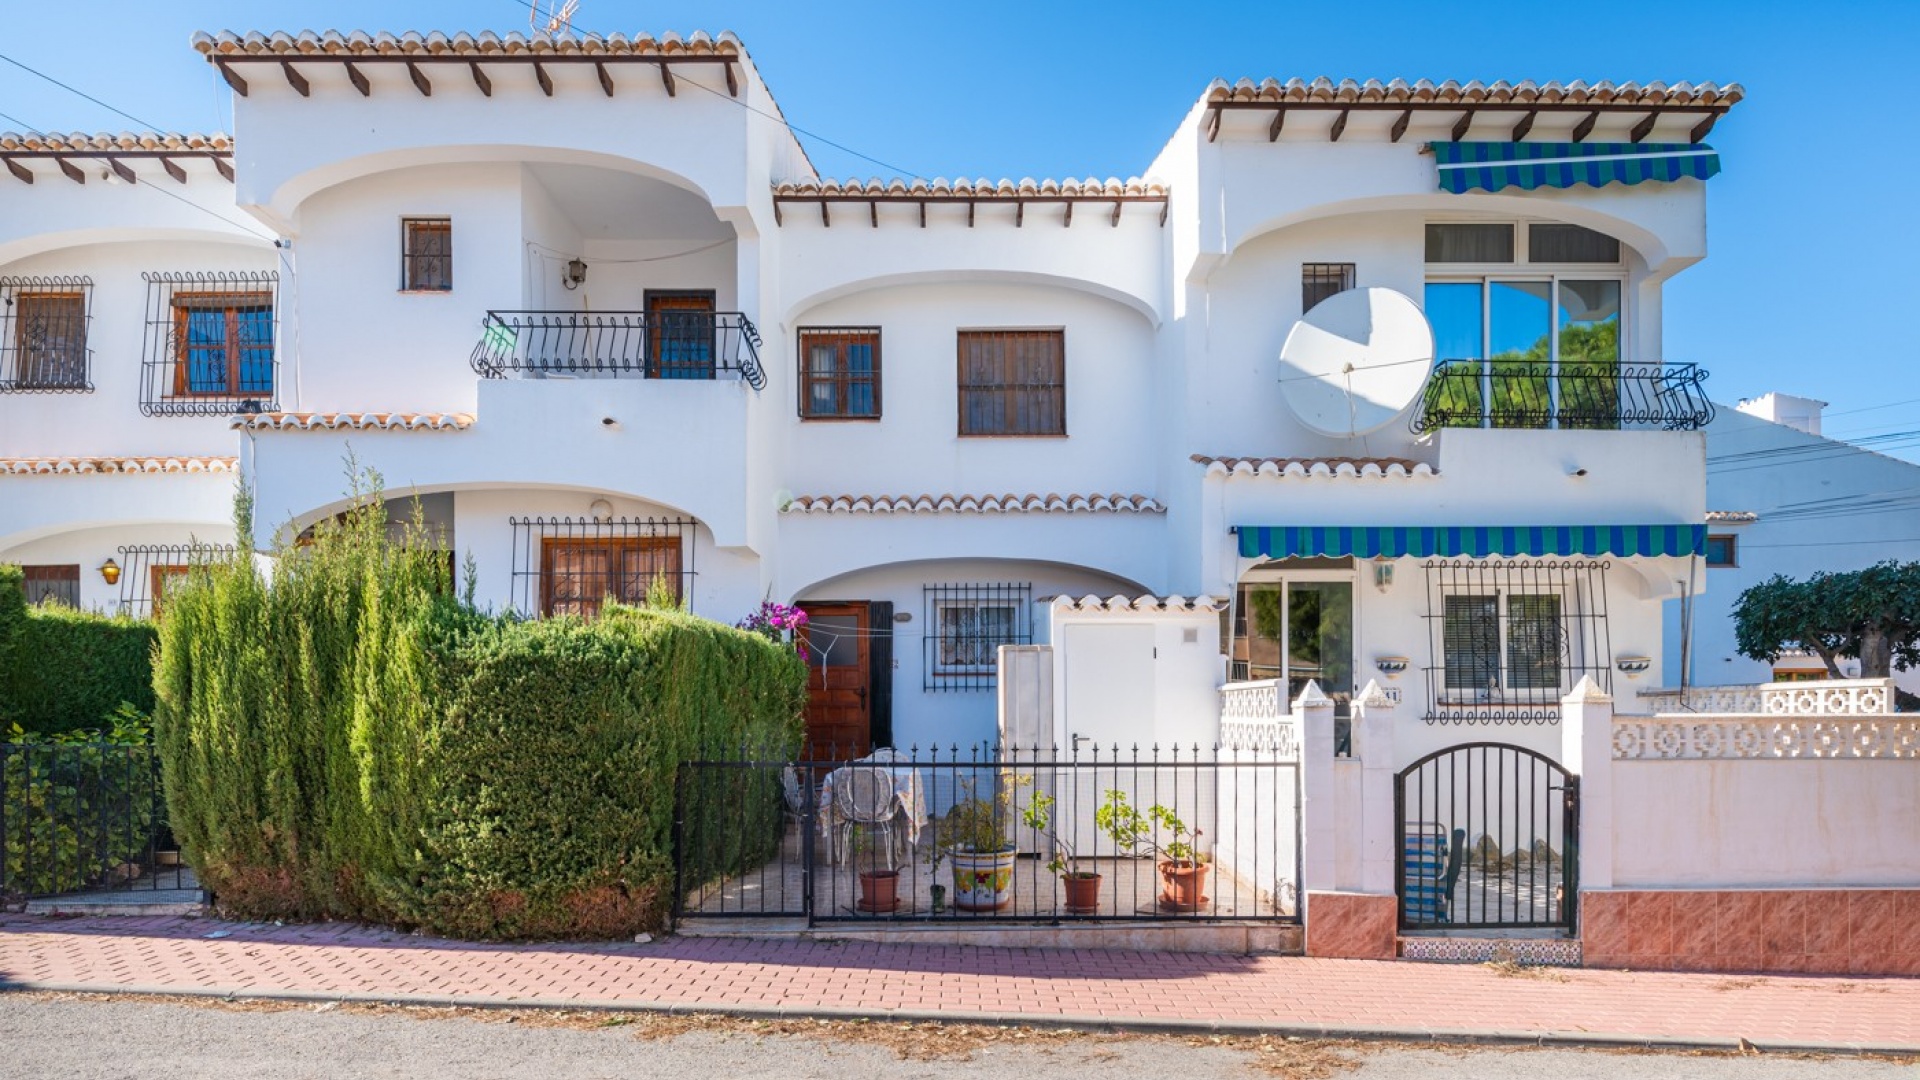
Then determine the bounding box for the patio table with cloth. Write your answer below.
[818,759,926,865]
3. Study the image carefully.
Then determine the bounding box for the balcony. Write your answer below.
[470,310,765,390]
[1410,361,1713,434]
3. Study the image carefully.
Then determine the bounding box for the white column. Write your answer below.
[1353,679,1398,896]
[1296,680,1338,895]
[1560,675,1615,891]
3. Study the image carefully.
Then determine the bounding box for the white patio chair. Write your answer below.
[832,765,903,870]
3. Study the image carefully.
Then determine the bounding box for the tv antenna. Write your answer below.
[530,0,580,34]
[1277,287,1434,438]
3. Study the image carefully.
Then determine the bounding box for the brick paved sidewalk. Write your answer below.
[2,914,1917,1053]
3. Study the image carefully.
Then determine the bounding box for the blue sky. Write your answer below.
[4,1,1916,456]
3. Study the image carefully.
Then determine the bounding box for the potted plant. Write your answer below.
[850,826,900,913]
[1020,790,1102,915]
[1095,790,1211,912]
[935,773,1025,912]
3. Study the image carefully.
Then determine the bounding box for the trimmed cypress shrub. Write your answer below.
[0,565,159,736]
[153,476,805,938]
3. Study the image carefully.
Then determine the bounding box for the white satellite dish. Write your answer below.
[1278,287,1434,438]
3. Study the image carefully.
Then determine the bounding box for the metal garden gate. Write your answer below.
[1394,742,1578,931]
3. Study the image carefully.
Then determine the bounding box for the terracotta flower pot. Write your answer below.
[1157,860,1211,912]
[1061,872,1103,915]
[949,848,1017,911]
[857,869,901,913]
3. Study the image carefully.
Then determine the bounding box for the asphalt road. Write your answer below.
[0,995,1909,1080]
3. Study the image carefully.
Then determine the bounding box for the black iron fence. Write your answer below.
[674,743,1301,926]
[1410,360,1713,433]
[471,310,766,390]
[1,741,177,903]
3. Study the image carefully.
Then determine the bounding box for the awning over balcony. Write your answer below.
[1433,141,1720,194]
[1235,524,1708,560]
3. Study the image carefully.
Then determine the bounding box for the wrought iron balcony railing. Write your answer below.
[470,310,765,390]
[1410,360,1713,434]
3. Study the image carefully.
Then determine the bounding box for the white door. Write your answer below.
[1055,624,1159,865]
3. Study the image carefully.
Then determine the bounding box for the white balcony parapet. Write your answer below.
[1219,678,1299,758]
[1613,713,1920,760]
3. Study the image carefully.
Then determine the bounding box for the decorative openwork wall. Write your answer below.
[0,276,93,393]
[507,516,698,618]
[1613,716,1920,760]
[139,271,279,416]
[1420,559,1611,725]
[1640,679,1896,718]
[921,582,1033,691]
[1218,679,1301,758]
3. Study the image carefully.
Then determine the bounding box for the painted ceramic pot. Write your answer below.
[949,848,1016,911]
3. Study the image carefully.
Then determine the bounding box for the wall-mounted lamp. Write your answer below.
[1615,656,1653,679]
[562,258,588,290]
[1372,557,1394,593]
[98,558,121,586]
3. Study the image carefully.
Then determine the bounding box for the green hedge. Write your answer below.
[154,483,805,938]
[0,565,158,736]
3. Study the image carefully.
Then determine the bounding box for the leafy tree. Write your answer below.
[1733,561,1920,679]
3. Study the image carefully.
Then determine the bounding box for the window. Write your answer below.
[1705,534,1738,568]
[1302,263,1355,313]
[1422,559,1610,725]
[1421,277,1623,429]
[1425,224,1514,263]
[114,543,236,617]
[539,537,681,618]
[957,330,1065,437]
[509,516,696,617]
[923,582,1033,690]
[19,564,79,607]
[150,565,193,619]
[401,218,452,291]
[140,272,279,416]
[2,278,92,392]
[1528,223,1620,264]
[647,291,716,379]
[798,327,880,419]
[1441,593,1564,696]
[1229,579,1354,710]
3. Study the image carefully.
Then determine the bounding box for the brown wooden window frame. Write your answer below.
[168,291,275,399]
[956,328,1066,438]
[1302,263,1356,314]
[401,217,453,292]
[19,564,80,607]
[149,564,192,619]
[797,326,882,420]
[9,289,90,390]
[644,289,718,379]
[538,536,683,619]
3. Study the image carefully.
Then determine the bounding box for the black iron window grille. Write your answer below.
[470,310,766,390]
[401,218,452,291]
[1301,263,1355,313]
[116,543,237,618]
[19,564,80,607]
[509,516,697,618]
[797,327,881,419]
[1,276,93,393]
[957,330,1065,437]
[139,271,279,417]
[923,583,1033,691]
[1421,559,1611,725]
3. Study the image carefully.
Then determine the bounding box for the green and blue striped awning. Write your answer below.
[1433,141,1720,194]
[1236,524,1708,561]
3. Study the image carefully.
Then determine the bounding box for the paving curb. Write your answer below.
[8,980,1916,1058]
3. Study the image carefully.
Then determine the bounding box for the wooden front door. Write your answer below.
[798,602,871,762]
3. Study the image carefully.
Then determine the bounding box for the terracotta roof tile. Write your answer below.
[0,132,231,153]
[0,456,237,475]
[783,493,1164,515]
[1047,594,1226,613]
[231,411,473,431]
[1705,510,1758,524]
[192,30,742,59]
[774,177,1166,200]
[1191,455,1436,479]
[1205,77,1743,108]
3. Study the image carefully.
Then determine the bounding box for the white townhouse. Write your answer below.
[0,29,1744,762]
